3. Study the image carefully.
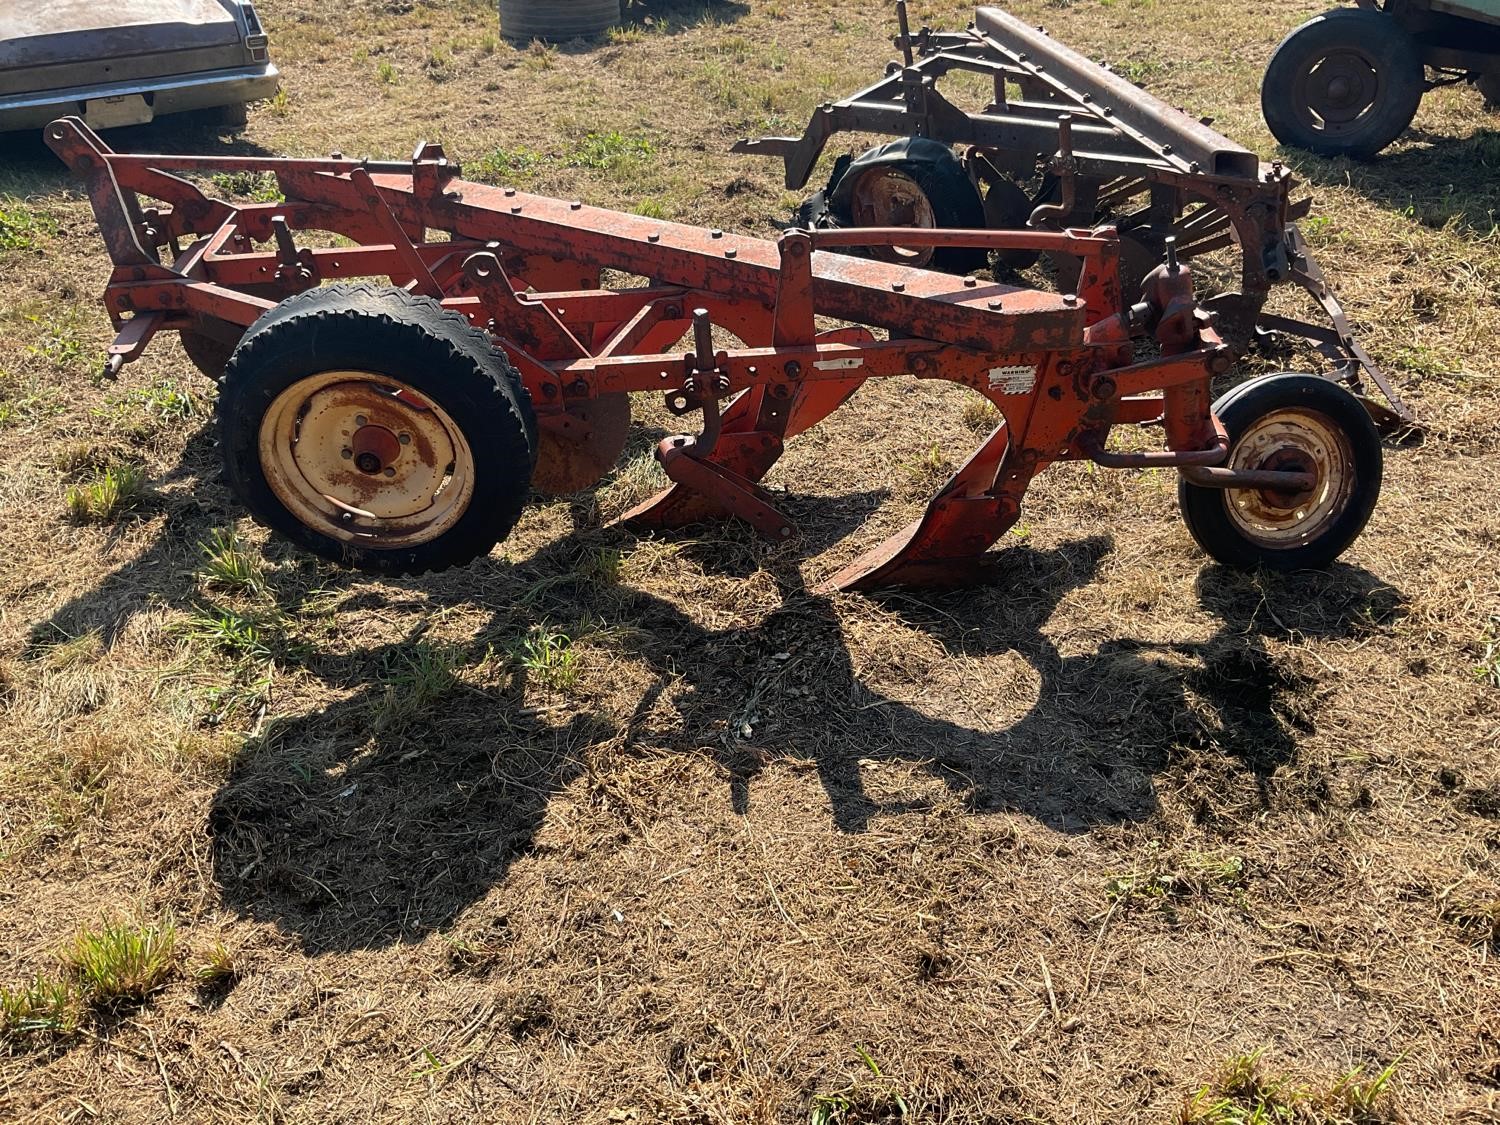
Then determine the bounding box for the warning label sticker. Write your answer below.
[988,365,1037,395]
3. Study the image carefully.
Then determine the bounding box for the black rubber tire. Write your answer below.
[218,284,537,576]
[1479,70,1500,110]
[1262,9,1424,159]
[1178,373,1382,570]
[818,138,988,273]
[499,0,619,42]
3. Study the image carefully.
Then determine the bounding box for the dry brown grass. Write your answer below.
[1,0,1498,1121]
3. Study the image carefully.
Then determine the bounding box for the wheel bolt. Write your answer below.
[383,467,396,477]
[355,414,368,426]
[341,448,352,459]
[398,433,411,445]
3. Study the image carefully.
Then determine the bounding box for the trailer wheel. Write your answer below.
[1178,373,1381,570]
[817,138,988,272]
[218,284,536,576]
[1261,8,1424,159]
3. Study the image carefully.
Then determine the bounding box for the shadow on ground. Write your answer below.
[33,436,1407,953]
[1282,127,1500,239]
[0,112,277,196]
[204,541,1401,951]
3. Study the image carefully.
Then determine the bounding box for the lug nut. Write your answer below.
[398,432,411,445]
[355,415,367,426]
[341,448,353,459]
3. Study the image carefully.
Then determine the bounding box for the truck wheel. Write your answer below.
[816,137,988,272]
[1178,373,1382,570]
[217,284,536,576]
[1262,8,1424,159]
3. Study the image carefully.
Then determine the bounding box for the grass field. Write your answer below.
[2,0,1499,1120]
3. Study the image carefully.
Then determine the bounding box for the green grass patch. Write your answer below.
[180,605,276,662]
[809,1045,912,1125]
[209,171,283,203]
[469,144,547,181]
[1475,616,1500,688]
[26,311,91,374]
[371,642,466,733]
[64,462,150,523]
[570,131,654,171]
[0,199,56,252]
[67,916,176,1007]
[514,625,580,691]
[1105,845,1246,909]
[193,942,238,988]
[197,528,266,596]
[0,974,83,1050]
[0,368,64,430]
[1183,1049,1399,1124]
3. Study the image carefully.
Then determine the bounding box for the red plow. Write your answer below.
[49,116,1383,590]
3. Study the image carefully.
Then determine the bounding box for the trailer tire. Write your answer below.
[1178,373,1382,571]
[217,284,537,576]
[1261,8,1424,159]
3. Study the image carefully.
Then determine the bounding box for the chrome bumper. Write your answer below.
[0,64,280,132]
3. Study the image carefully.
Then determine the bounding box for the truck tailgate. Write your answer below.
[0,1,244,95]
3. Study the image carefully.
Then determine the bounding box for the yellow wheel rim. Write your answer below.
[258,371,476,549]
[1222,407,1355,549]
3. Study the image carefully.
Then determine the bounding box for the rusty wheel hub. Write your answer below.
[1222,407,1353,548]
[259,372,474,547]
[848,168,937,267]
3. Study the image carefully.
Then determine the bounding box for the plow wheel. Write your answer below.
[817,138,988,273]
[1178,373,1381,570]
[218,285,536,576]
[531,393,632,495]
[847,168,940,267]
